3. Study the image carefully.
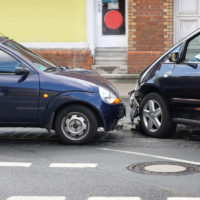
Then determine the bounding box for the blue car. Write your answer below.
[0,36,125,144]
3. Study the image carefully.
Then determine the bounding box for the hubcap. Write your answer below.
[142,100,162,132]
[61,113,89,140]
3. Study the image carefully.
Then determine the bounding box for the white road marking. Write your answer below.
[7,197,66,200]
[98,148,200,165]
[88,198,141,200]
[6,197,200,200]
[0,162,32,167]
[168,198,200,200]
[49,163,98,168]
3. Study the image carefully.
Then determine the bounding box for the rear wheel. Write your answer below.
[55,105,97,144]
[140,93,176,138]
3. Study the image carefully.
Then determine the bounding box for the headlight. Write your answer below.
[129,92,138,107]
[99,86,120,104]
[134,81,139,91]
[130,93,134,106]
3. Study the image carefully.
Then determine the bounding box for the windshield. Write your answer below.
[3,40,57,72]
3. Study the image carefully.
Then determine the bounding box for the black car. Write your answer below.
[130,29,200,138]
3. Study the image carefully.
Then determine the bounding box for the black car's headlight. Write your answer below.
[99,86,120,104]
[130,92,138,107]
[134,80,139,91]
[130,93,135,106]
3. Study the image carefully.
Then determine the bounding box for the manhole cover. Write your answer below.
[127,161,200,176]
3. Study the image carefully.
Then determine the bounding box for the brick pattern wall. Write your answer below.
[128,0,173,73]
[163,0,173,51]
[33,49,93,70]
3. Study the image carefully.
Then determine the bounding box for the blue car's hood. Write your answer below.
[40,69,118,95]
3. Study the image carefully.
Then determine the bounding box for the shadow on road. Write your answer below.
[0,125,199,146]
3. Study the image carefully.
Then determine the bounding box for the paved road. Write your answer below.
[0,126,199,200]
[0,100,200,200]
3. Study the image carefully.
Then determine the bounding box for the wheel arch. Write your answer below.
[52,101,104,130]
[139,84,170,106]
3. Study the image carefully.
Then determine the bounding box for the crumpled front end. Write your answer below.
[101,101,126,131]
[129,90,139,125]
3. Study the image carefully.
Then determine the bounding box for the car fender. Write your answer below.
[139,81,169,103]
[39,91,105,128]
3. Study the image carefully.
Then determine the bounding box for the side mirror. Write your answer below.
[169,52,180,63]
[15,67,30,76]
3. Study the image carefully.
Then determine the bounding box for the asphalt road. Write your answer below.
[0,126,199,200]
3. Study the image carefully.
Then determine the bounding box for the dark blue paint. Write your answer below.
[40,91,124,131]
[0,74,39,123]
[0,38,125,132]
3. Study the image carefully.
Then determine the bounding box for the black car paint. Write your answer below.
[133,29,200,123]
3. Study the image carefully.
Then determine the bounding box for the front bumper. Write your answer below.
[102,102,126,131]
[129,90,139,124]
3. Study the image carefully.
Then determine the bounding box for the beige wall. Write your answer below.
[0,0,86,42]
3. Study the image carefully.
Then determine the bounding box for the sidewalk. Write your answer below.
[112,82,135,98]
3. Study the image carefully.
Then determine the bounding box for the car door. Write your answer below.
[170,33,200,101]
[149,44,182,99]
[0,48,39,123]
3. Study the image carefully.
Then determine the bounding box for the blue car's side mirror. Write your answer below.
[15,66,30,76]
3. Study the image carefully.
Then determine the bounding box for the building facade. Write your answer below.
[0,0,199,74]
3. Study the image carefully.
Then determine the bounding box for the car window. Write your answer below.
[4,41,57,72]
[0,50,21,73]
[185,34,200,63]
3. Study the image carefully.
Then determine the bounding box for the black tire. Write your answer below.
[55,105,97,145]
[139,92,176,138]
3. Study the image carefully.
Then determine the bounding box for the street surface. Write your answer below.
[0,102,200,200]
[0,126,199,200]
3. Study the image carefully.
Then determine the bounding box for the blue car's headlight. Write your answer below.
[99,86,120,104]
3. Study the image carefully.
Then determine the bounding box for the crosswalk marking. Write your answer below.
[88,198,141,200]
[7,197,66,200]
[0,162,31,167]
[49,163,98,168]
[168,198,200,200]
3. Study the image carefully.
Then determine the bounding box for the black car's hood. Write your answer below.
[54,68,119,96]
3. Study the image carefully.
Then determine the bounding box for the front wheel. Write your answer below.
[139,93,176,138]
[55,105,97,144]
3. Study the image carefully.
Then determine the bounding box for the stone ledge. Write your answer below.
[102,73,139,83]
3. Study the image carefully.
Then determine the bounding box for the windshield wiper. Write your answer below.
[44,67,57,72]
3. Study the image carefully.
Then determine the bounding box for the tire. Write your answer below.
[55,105,97,145]
[139,92,176,138]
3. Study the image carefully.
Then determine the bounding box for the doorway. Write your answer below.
[95,0,128,47]
[174,0,200,43]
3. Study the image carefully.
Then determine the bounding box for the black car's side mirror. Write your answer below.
[15,67,30,76]
[169,52,180,63]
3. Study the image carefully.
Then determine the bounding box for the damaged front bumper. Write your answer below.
[129,90,139,125]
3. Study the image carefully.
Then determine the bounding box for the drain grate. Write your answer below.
[127,161,200,176]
